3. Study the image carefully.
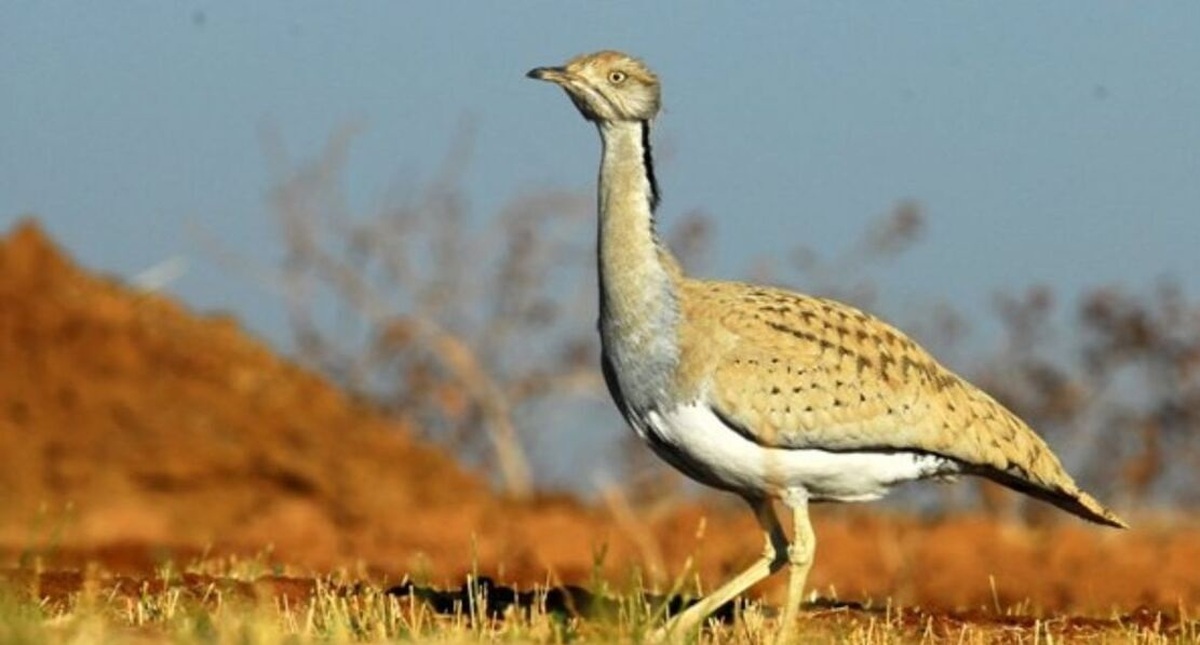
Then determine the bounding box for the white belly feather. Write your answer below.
[641,402,957,502]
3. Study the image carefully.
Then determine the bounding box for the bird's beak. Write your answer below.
[526,65,569,85]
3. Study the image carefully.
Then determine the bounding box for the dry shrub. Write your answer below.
[978,281,1200,513]
[257,126,709,499]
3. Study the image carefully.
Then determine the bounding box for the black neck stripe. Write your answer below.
[639,120,661,212]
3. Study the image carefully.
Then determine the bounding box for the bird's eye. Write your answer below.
[608,71,627,85]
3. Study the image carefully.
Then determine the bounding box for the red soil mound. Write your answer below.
[0,219,489,566]
[1,218,1196,615]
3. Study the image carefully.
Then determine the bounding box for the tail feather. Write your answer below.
[973,466,1128,529]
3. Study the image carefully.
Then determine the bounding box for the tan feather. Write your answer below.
[676,278,1126,527]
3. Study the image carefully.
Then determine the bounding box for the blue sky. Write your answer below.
[4,4,1200,486]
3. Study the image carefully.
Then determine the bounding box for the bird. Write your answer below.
[526,50,1126,641]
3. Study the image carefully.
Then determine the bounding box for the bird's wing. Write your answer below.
[675,278,1125,527]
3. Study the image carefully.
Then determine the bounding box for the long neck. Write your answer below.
[595,119,683,404]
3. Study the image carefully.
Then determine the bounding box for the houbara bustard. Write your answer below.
[526,50,1125,641]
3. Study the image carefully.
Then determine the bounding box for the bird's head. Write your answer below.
[527,50,661,123]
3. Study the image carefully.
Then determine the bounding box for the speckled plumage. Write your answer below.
[675,279,1123,525]
[528,50,1125,642]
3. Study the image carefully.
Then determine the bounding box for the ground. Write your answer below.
[1,219,1197,641]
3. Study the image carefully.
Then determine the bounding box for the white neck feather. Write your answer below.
[595,120,681,408]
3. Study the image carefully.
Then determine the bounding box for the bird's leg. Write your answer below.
[652,497,789,641]
[774,493,816,644]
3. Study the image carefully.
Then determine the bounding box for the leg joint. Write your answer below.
[786,541,812,567]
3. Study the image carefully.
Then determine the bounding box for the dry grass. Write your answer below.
[1,554,1196,644]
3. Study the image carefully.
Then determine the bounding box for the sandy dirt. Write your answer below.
[1,219,1197,619]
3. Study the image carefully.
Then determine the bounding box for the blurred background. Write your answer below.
[3,3,1200,606]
